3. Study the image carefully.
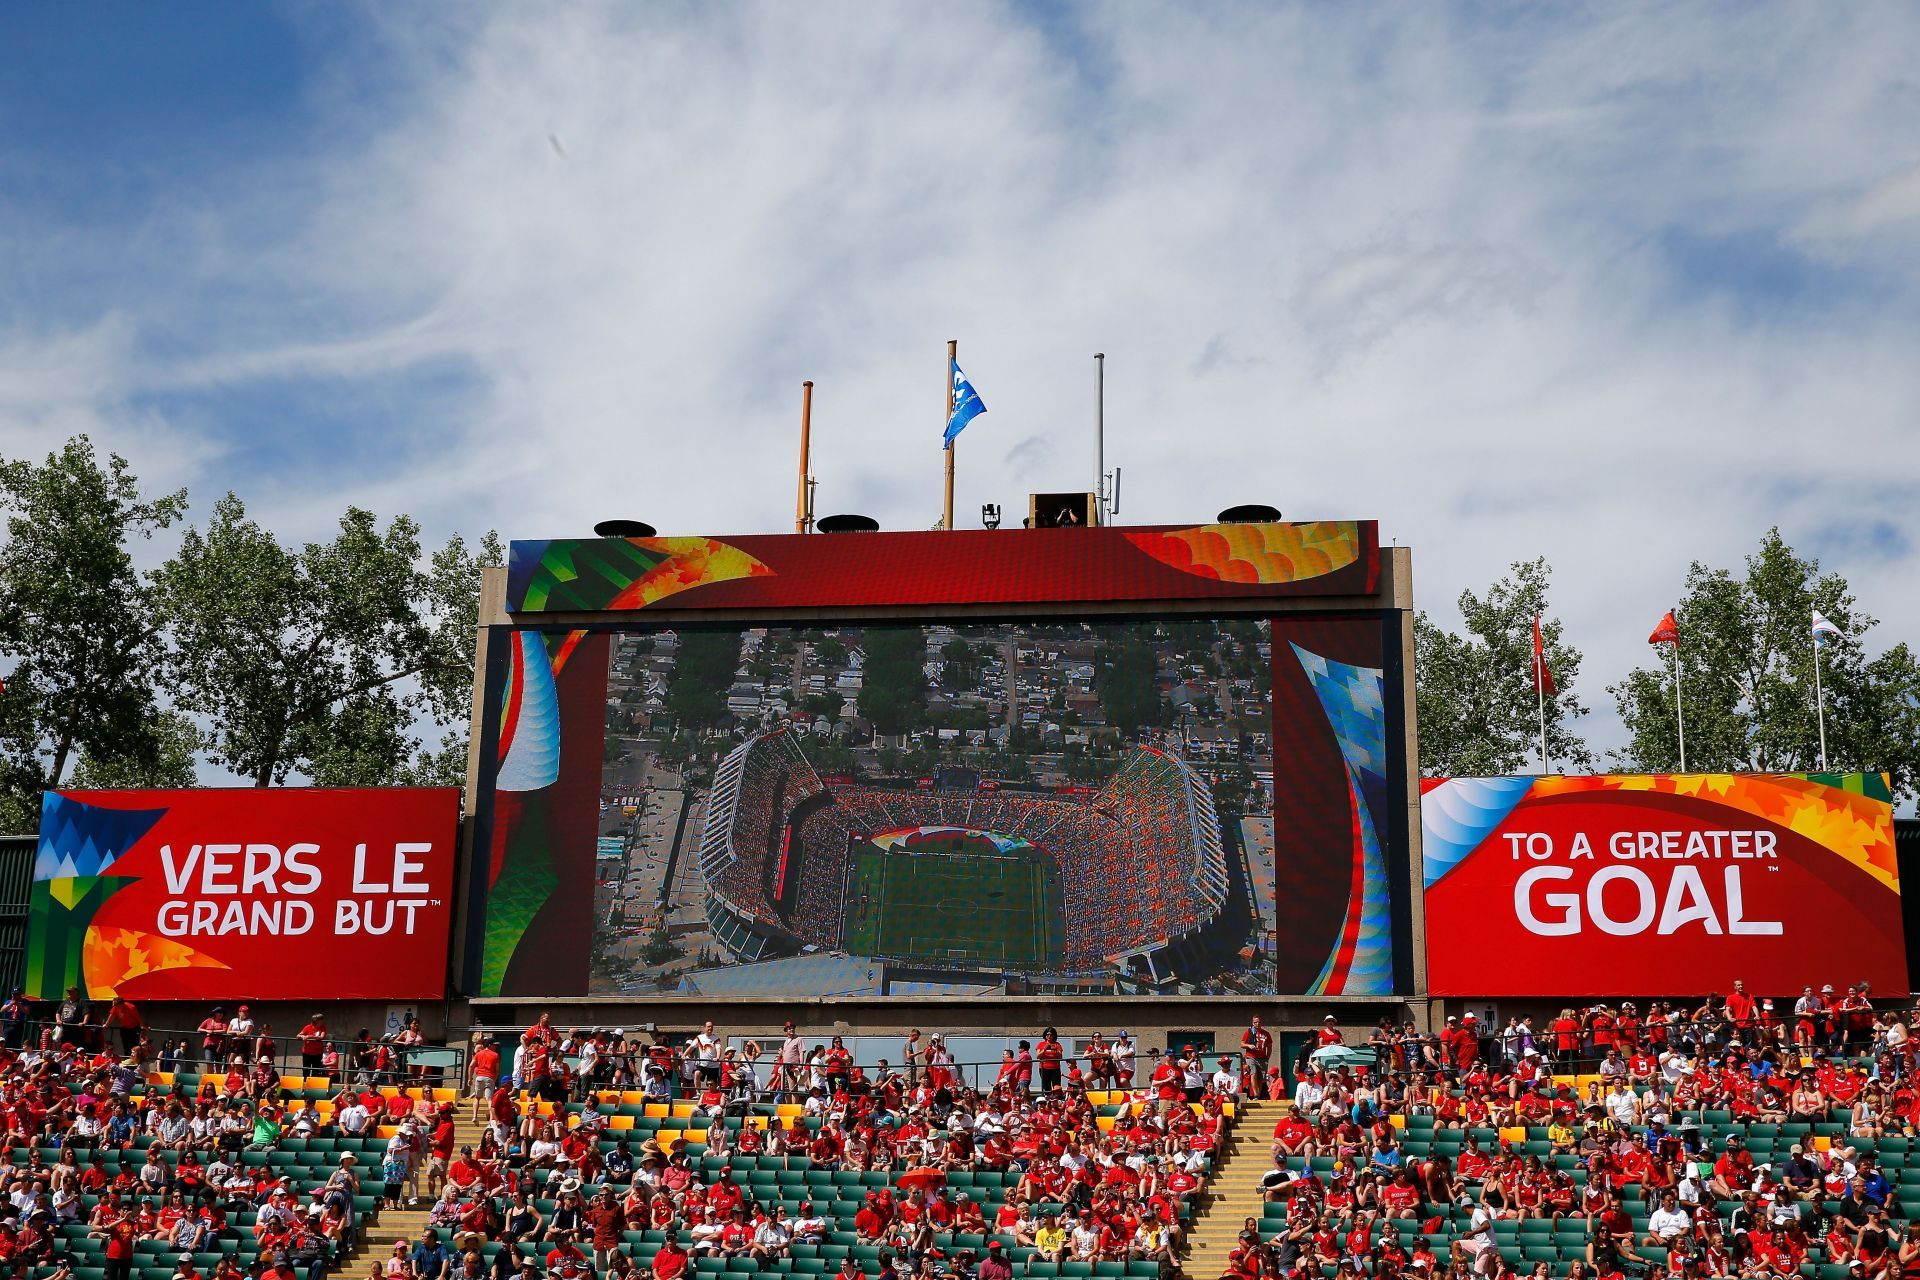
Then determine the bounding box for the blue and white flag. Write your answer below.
[944,359,986,447]
[1812,609,1846,643]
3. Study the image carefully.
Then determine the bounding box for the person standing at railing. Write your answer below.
[1,990,27,1048]
[55,986,89,1047]
[296,1015,328,1074]
[101,996,142,1055]
[1035,1028,1064,1093]
[1240,1018,1272,1100]
[468,1038,500,1124]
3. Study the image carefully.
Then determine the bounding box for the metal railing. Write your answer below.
[469,1027,1258,1097]
[4,1017,465,1088]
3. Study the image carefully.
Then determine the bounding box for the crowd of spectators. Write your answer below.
[447,1021,1239,1280]
[1243,985,1920,1280]
[0,1004,461,1280]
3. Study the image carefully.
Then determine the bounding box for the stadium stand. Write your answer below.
[1231,993,1920,1280]
[440,1023,1237,1280]
[703,731,1231,979]
[0,1030,451,1280]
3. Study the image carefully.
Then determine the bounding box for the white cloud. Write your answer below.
[1798,163,1920,241]
[4,1,1920,760]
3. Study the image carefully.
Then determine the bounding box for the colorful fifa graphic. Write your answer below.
[27,788,459,1001]
[1266,619,1403,997]
[504,522,1379,615]
[1422,772,1905,996]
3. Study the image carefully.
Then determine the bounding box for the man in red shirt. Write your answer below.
[1271,1106,1316,1164]
[1240,1018,1273,1100]
[1708,1135,1753,1201]
[1724,981,1757,1033]
[469,1040,501,1123]
[584,1187,627,1273]
[1381,1170,1421,1219]
[426,1108,457,1201]
[651,1238,688,1280]
[295,1015,328,1074]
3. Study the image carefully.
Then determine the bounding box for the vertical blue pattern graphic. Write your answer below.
[1290,643,1392,995]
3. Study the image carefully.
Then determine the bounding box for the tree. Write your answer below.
[666,630,740,729]
[155,494,497,786]
[1611,528,1920,796]
[940,638,979,688]
[1414,557,1593,776]
[858,628,928,736]
[1095,630,1162,735]
[0,436,188,826]
[66,711,202,791]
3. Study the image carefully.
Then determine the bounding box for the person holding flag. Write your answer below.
[1811,608,1846,771]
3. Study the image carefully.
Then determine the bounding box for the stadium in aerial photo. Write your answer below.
[589,618,1274,996]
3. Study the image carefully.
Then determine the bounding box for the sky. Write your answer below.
[2,2,1918,759]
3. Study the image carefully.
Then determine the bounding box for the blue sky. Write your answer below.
[3,2,1919,758]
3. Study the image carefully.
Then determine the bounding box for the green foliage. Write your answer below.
[799,691,846,720]
[812,635,846,668]
[858,627,928,736]
[1611,529,1920,798]
[0,437,187,817]
[1095,630,1162,734]
[1415,557,1593,776]
[68,711,202,790]
[640,923,677,966]
[154,493,495,786]
[666,630,740,729]
[940,637,979,688]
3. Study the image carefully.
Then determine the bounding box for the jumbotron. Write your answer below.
[697,727,1232,986]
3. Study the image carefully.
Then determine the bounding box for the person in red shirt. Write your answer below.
[1240,1019,1273,1100]
[427,1109,457,1201]
[1381,1170,1421,1219]
[1318,1015,1344,1047]
[1724,981,1757,1031]
[295,1016,328,1074]
[1035,1030,1065,1093]
[1272,1106,1316,1163]
[96,1208,137,1280]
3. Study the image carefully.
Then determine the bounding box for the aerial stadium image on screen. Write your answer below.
[589,618,1277,997]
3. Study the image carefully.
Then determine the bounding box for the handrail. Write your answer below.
[5,1016,466,1087]
[468,1025,1256,1096]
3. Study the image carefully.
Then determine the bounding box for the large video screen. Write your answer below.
[476,611,1408,999]
[591,619,1273,996]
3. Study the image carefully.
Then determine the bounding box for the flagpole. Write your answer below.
[1535,632,1549,774]
[796,381,814,534]
[1813,629,1829,772]
[1670,634,1688,773]
[1094,352,1105,526]
[943,339,957,531]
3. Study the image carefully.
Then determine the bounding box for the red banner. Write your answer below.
[29,788,459,1001]
[1421,774,1905,997]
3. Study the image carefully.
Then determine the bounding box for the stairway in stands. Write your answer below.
[1184,1099,1280,1278]
[349,1110,493,1265]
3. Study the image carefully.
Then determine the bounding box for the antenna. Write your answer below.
[1095,354,1122,523]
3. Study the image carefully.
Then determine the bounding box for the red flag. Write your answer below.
[1648,610,1680,646]
[1531,615,1556,697]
